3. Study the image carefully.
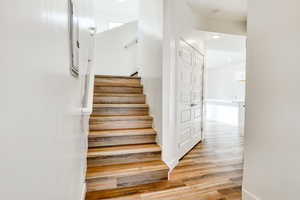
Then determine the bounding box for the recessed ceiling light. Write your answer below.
[212,35,220,39]
[117,0,126,2]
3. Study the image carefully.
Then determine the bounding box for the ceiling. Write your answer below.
[187,0,247,21]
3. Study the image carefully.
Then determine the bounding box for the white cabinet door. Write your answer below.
[176,40,204,159]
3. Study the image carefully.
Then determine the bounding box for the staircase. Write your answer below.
[85,75,168,199]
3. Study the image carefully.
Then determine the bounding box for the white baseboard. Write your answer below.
[165,159,179,179]
[243,189,260,200]
[80,183,86,200]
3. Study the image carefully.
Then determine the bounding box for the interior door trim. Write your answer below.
[176,38,206,159]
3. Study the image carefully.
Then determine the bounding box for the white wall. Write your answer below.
[162,0,207,169]
[193,13,247,36]
[0,0,93,199]
[205,51,246,100]
[204,33,246,127]
[243,0,300,199]
[94,21,138,76]
[205,60,245,126]
[138,0,163,145]
[201,18,247,36]
[94,0,139,33]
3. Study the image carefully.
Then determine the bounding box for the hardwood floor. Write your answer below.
[86,121,244,200]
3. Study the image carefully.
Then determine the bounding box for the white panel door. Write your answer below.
[176,40,204,159]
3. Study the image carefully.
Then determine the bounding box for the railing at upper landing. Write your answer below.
[82,27,96,116]
[124,38,138,49]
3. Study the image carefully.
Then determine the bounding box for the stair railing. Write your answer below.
[82,26,96,115]
[124,38,138,49]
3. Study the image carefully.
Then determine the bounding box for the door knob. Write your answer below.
[89,27,96,36]
[191,103,198,107]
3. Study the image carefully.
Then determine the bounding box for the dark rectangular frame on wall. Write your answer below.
[68,0,79,78]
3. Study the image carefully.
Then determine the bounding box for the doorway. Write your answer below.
[176,39,205,159]
[168,31,246,199]
[203,32,246,139]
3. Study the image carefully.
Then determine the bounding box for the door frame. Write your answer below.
[175,38,206,160]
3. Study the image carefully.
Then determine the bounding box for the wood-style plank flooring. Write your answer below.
[86,121,244,200]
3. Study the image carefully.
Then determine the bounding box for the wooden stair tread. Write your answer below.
[89,115,153,131]
[88,144,161,157]
[93,94,146,105]
[94,86,143,94]
[85,180,185,200]
[86,160,168,180]
[93,104,149,108]
[94,93,145,97]
[89,128,156,138]
[92,104,149,116]
[94,83,142,87]
[95,75,141,79]
[90,115,153,121]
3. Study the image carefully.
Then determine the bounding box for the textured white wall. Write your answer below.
[193,14,247,36]
[94,21,138,76]
[162,0,207,169]
[205,64,245,126]
[93,0,139,33]
[243,0,300,199]
[0,0,93,199]
[138,0,163,145]
[206,65,245,101]
[202,18,247,36]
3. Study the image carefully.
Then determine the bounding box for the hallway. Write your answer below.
[86,122,243,200]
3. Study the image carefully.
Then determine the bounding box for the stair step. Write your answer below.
[87,144,162,167]
[90,115,153,121]
[89,128,157,147]
[89,115,153,131]
[94,85,143,94]
[87,74,168,195]
[92,104,149,116]
[86,160,168,192]
[95,75,141,79]
[88,144,161,157]
[94,82,142,87]
[95,75,141,87]
[94,93,145,97]
[93,94,146,104]
[89,128,156,138]
[85,180,184,200]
